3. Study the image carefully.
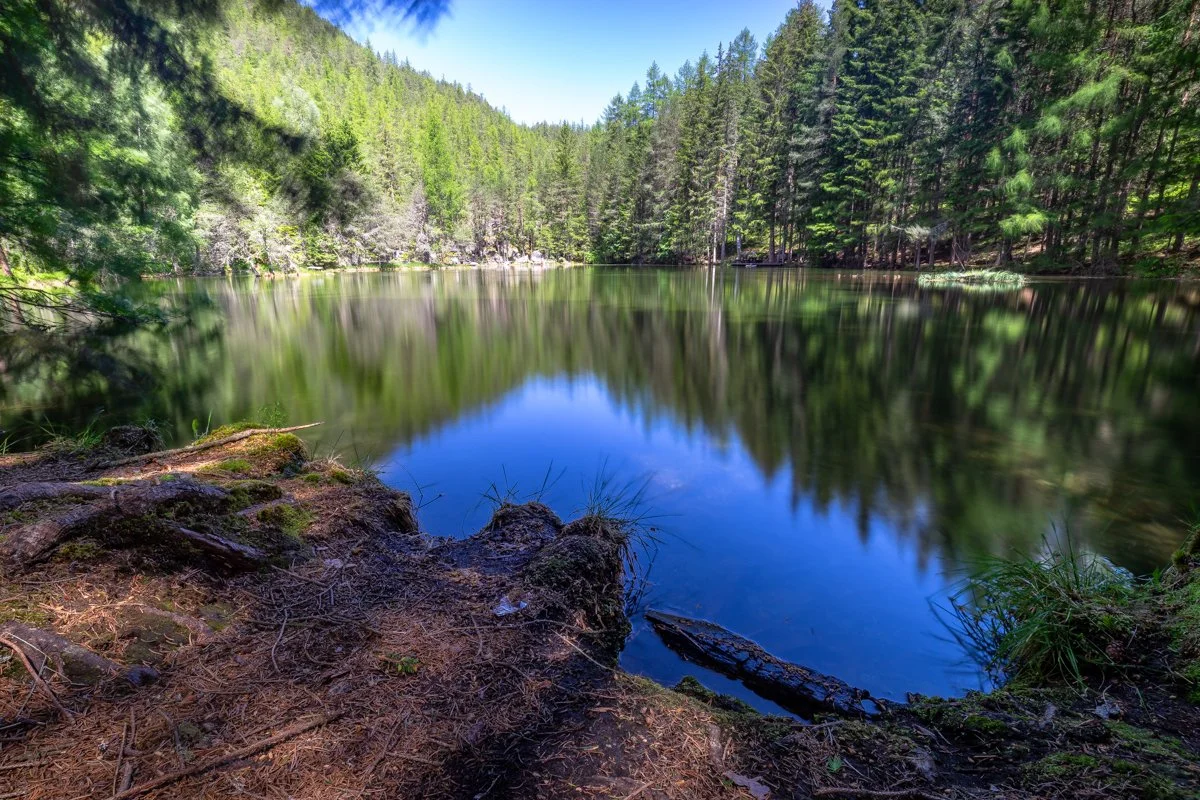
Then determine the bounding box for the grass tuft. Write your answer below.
[945,537,1138,685]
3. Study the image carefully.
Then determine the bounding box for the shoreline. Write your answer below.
[1,424,1197,798]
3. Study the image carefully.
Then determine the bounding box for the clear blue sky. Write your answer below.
[326,0,803,125]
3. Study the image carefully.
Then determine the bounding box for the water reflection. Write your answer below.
[1,269,1198,700]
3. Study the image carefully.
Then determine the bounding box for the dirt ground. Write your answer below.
[1,426,1197,799]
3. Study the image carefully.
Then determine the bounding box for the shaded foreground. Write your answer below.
[1,427,1198,799]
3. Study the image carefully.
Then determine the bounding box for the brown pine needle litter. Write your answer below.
[2,426,1197,800]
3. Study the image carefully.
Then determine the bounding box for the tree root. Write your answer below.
[173,525,266,569]
[0,477,230,565]
[0,622,158,691]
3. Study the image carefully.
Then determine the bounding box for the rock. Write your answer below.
[723,772,770,799]
[1094,697,1123,719]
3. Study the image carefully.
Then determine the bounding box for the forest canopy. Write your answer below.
[0,0,1197,309]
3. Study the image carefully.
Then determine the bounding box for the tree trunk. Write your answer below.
[0,237,13,278]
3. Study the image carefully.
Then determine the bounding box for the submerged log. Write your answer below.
[645,610,883,718]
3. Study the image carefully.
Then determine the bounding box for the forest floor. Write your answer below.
[0,425,1198,799]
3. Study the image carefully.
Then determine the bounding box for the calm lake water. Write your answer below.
[3,268,1199,708]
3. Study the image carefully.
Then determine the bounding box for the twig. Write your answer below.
[554,632,612,673]
[118,762,134,793]
[108,711,345,800]
[0,634,73,721]
[813,788,941,800]
[270,610,289,672]
[623,782,653,799]
[102,423,323,468]
[112,721,128,796]
[270,564,329,588]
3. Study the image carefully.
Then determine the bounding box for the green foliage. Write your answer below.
[379,653,421,675]
[2,0,1198,322]
[420,109,465,234]
[948,540,1138,685]
[918,270,1028,289]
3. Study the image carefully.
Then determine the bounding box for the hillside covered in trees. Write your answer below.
[1,0,1198,289]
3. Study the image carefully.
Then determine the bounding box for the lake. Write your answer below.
[2,268,1198,709]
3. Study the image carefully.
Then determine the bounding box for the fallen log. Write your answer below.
[645,610,883,718]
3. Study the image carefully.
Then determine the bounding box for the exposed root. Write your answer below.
[0,477,229,566]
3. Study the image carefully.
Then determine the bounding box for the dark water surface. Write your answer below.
[3,269,1199,708]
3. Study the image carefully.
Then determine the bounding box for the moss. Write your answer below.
[224,479,284,510]
[248,433,308,475]
[329,468,355,485]
[256,503,313,538]
[0,596,52,627]
[1171,526,1200,568]
[253,433,305,456]
[522,532,628,654]
[52,538,105,562]
[121,611,190,665]
[963,714,1010,736]
[1026,752,1100,779]
[194,421,260,445]
[79,477,132,487]
[1105,721,1193,762]
[302,472,322,484]
[199,603,234,632]
[673,676,756,714]
[200,458,253,474]
[379,653,421,675]
[1180,663,1200,704]
[1166,577,1200,702]
[910,692,1020,741]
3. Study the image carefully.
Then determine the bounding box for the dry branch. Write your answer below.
[0,621,123,690]
[0,631,75,720]
[646,609,880,718]
[102,423,323,468]
[108,711,346,800]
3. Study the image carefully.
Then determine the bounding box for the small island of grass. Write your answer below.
[918,269,1029,289]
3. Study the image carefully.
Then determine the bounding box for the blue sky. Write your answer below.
[332,0,803,125]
